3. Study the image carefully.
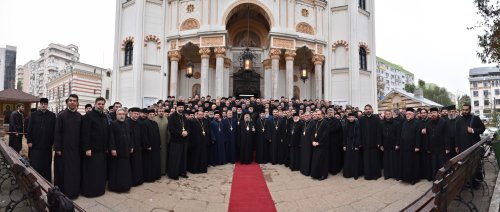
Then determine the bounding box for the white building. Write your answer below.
[376,56,414,100]
[469,66,500,118]
[18,44,112,112]
[0,45,17,90]
[112,0,377,108]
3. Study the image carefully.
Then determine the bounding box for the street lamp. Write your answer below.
[185,60,194,78]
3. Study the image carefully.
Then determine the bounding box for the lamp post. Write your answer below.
[299,46,308,83]
[239,5,255,72]
[185,60,194,78]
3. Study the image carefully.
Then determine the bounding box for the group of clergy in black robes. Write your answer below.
[22,93,486,199]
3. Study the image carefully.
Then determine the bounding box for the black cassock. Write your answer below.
[418,118,432,181]
[288,120,303,171]
[310,119,331,179]
[378,119,401,180]
[26,110,56,181]
[81,109,108,198]
[300,120,314,176]
[9,111,23,153]
[278,117,291,166]
[222,118,237,163]
[343,121,362,179]
[167,112,190,179]
[455,114,485,153]
[127,118,144,186]
[327,117,343,175]
[399,118,421,184]
[359,115,381,180]
[238,121,256,164]
[254,118,270,164]
[188,118,210,173]
[108,120,133,192]
[425,118,450,180]
[142,119,161,182]
[265,117,281,165]
[53,109,82,199]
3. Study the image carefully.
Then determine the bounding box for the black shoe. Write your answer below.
[180,174,188,178]
[318,176,327,181]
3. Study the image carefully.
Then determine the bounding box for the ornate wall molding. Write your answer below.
[312,54,325,65]
[358,42,371,54]
[120,36,134,49]
[332,40,349,51]
[170,41,177,50]
[269,48,282,59]
[168,50,181,61]
[214,47,226,58]
[200,36,225,47]
[180,18,200,31]
[284,50,296,60]
[271,37,295,50]
[316,45,324,55]
[296,22,315,35]
[263,59,272,69]
[199,48,211,58]
[144,35,161,49]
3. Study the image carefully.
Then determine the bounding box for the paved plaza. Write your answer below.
[73,164,435,212]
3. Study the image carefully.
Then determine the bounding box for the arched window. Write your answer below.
[359,0,366,10]
[124,42,133,66]
[359,47,367,70]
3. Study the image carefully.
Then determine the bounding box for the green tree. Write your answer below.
[422,84,453,106]
[404,83,416,93]
[471,0,500,64]
[418,79,426,88]
[16,81,22,91]
[458,94,471,110]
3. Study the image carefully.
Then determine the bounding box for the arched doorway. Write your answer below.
[225,3,271,98]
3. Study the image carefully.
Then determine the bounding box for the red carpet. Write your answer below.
[228,162,276,212]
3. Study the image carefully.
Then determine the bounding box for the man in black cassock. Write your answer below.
[378,110,401,180]
[288,112,302,171]
[255,112,270,164]
[446,105,458,159]
[343,112,362,179]
[424,107,450,180]
[223,110,237,163]
[310,110,331,180]
[188,110,210,173]
[209,111,227,166]
[278,111,291,166]
[398,107,421,184]
[266,109,281,165]
[239,113,256,164]
[142,109,161,182]
[300,112,314,176]
[327,108,343,175]
[454,103,485,188]
[127,107,144,186]
[167,102,190,180]
[9,103,24,153]
[26,98,55,182]
[418,108,432,181]
[81,97,109,198]
[108,108,133,192]
[54,94,82,199]
[359,104,381,180]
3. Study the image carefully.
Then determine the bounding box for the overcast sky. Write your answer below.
[0,0,491,97]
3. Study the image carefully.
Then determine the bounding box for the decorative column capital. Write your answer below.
[269,48,281,60]
[284,50,296,61]
[312,54,325,65]
[224,58,232,68]
[168,50,181,61]
[199,47,211,58]
[263,59,272,70]
[214,47,226,58]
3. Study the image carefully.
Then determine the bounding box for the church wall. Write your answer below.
[330,72,349,105]
[359,72,373,107]
[143,69,162,99]
[118,69,134,105]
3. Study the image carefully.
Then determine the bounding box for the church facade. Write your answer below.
[112,0,376,108]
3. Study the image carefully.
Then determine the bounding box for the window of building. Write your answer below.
[124,42,133,66]
[484,81,489,87]
[485,100,490,106]
[359,47,367,70]
[495,89,500,95]
[484,90,489,97]
[473,82,477,88]
[105,89,110,99]
[473,91,479,97]
[474,101,479,106]
[495,99,500,105]
[106,71,111,77]
[358,0,366,10]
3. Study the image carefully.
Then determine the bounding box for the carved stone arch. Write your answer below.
[296,22,314,35]
[332,40,349,51]
[144,35,161,49]
[121,36,134,49]
[180,18,200,31]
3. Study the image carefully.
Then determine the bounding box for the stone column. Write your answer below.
[199,48,211,97]
[223,58,232,97]
[214,47,226,98]
[270,48,281,99]
[313,54,325,100]
[263,59,272,99]
[285,50,296,99]
[168,50,181,97]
